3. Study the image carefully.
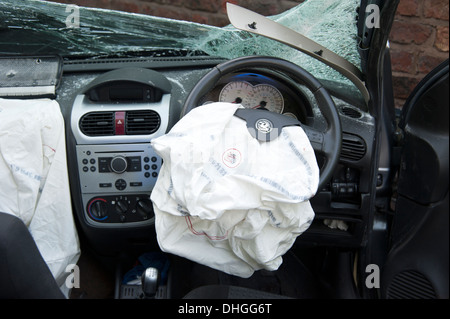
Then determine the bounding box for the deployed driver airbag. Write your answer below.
[151,103,319,278]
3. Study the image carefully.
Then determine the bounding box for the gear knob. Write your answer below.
[141,267,160,298]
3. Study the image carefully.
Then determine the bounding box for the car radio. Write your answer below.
[77,143,162,194]
[76,143,162,225]
[76,144,161,194]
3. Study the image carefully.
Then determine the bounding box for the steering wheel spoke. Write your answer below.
[301,125,324,152]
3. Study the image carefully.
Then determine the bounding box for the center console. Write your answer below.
[69,67,171,228]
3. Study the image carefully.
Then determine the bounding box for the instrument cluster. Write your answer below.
[199,72,312,123]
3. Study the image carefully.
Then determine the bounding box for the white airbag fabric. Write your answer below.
[0,98,80,288]
[151,102,319,278]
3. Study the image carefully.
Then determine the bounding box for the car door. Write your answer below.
[381,59,449,299]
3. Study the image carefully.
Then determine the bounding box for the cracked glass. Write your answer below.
[0,0,362,101]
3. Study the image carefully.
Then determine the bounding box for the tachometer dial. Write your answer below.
[219,81,253,108]
[247,84,284,113]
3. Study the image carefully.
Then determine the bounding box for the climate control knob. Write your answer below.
[115,200,128,214]
[136,199,154,220]
[88,198,108,221]
[110,156,128,174]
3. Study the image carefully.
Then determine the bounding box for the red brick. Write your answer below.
[184,0,221,13]
[394,98,407,110]
[418,54,447,73]
[221,0,238,14]
[242,0,280,16]
[281,0,302,12]
[390,20,433,45]
[435,26,449,52]
[424,0,449,21]
[109,0,140,13]
[147,0,184,7]
[214,15,232,27]
[151,5,191,21]
[191,13,210,24]
[390,50,415,73]
[392,75,421,99]
[397,0,419,17]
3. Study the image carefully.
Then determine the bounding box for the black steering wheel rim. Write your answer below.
[182,56,342,191]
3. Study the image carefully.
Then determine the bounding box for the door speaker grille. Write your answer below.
[386,270,436,299]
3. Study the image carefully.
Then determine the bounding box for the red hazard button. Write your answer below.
[115,111,125,135]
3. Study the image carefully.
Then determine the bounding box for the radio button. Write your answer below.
[130,182,143,187]
[128,157,142,172]
[115,179,127,191]
[111,156,128,174]
[99,165,110,173]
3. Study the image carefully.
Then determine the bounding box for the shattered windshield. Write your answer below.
[0,0,362,101]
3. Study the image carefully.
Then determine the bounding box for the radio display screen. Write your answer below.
[109,87,143,101]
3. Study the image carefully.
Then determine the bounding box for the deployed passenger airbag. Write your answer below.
[0,98,80,292]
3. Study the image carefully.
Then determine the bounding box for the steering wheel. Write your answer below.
[182,56,342,191]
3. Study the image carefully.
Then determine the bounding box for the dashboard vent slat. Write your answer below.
[126,110,161,135]
[79,110,161,136]
[79,112,114,136]
[340,106,363,119]
[341,133,366,161]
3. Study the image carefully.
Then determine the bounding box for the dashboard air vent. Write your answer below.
[341,133,366,161]
[79,112,114,136]
[126,110,161,135]
[341,106,363,119]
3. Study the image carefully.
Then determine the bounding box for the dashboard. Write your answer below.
[52,57,377,253]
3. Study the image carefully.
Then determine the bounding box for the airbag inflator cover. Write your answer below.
[151,102,318,278]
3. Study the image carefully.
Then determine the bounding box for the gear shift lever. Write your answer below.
[141,267,160,299]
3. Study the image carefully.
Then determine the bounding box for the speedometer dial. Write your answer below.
[247,84,284,113]
[219,81,253,108]
[218,81,284,113]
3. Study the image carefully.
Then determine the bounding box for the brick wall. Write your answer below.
[389,0,449,108]
[50,0,303,26]
[48,0,449,109]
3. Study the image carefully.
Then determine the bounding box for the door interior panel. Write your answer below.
[381,60,449,299]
